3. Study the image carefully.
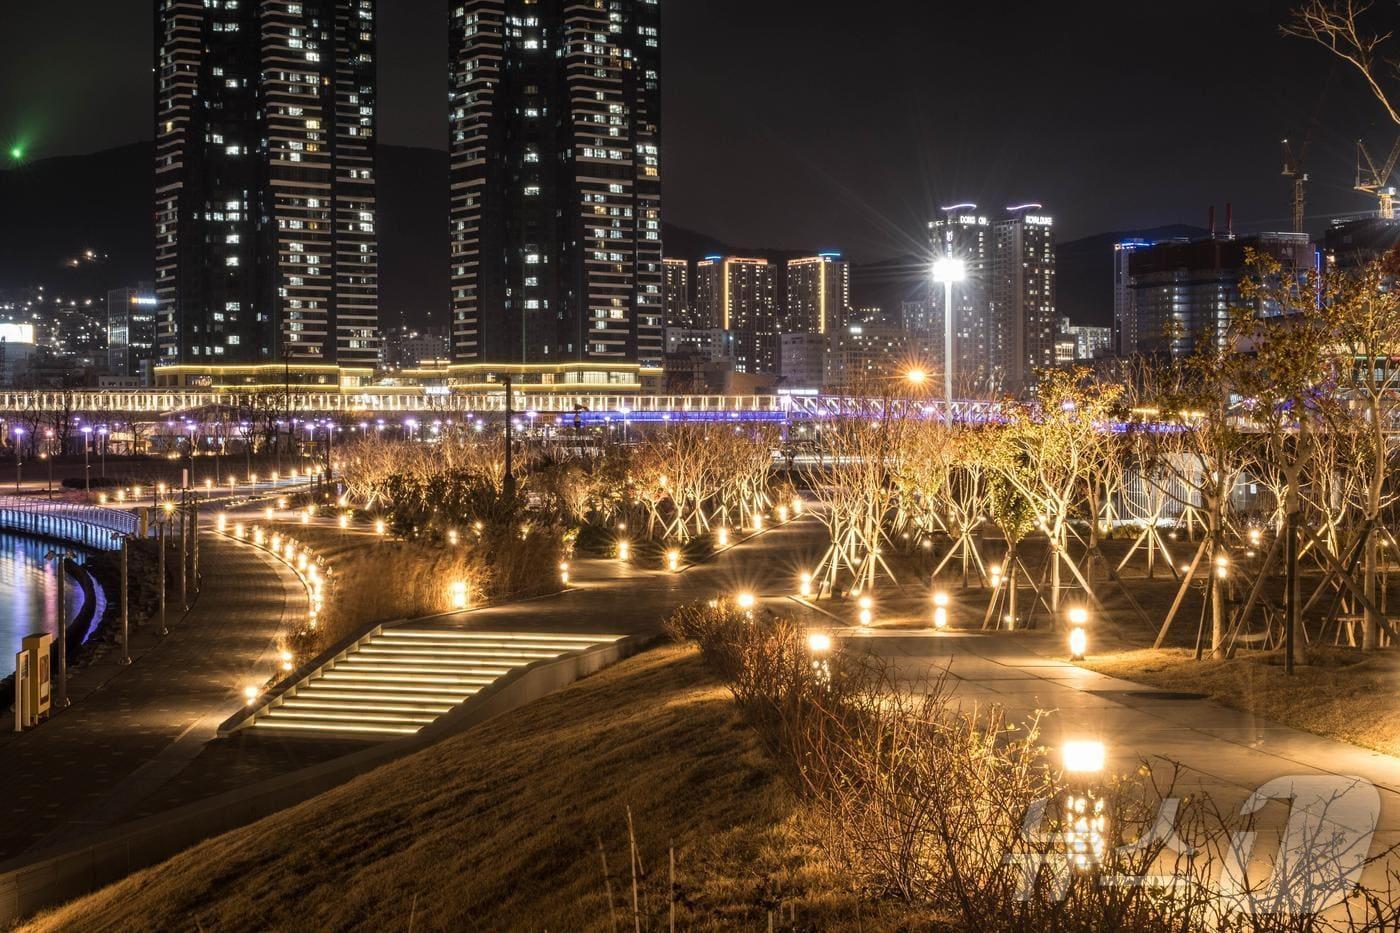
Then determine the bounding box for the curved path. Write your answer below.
[0,535,303,859]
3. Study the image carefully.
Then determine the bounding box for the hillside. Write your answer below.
[24,647,875,930]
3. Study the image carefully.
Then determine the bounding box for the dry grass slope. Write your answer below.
[24,647,873,932]
[1083,647,1400,758]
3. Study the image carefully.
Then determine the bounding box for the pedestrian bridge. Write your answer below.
[0,389,1003,423]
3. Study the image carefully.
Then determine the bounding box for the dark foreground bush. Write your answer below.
[665,600,1400,931]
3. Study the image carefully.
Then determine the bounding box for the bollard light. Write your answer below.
[807,632,832,654]
[736,591,756,611]
[280,650,294,672]
[618,540,630,561]
[560,561,570,585]
[717,527,730,547]
[447,529,459,546]
[752,513,764,531]
[1062,740,1106,775]
[667,548,681,571]
[777,505,789,522]
[799,571,812,597]
[374,519,386,536]
[1215,555,1229,579]
[216,512,228,532]
[450,580,469,610]
[858,595,873,626]
[243,684,261,706]
[791,497,804,515]
[1069,626,1088,660]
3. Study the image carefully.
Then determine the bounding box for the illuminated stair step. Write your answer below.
[279,698,458,715]
[252,719,419,736]
[384,630,620,644]
[263,708,437,725]
[356,646,564,660]
[337,658,524,674]
[320,670,502,685]
[372,637,598,652]
[297,683,479,700]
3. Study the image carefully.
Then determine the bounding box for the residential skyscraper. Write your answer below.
[929,206,992,393]
[107,285,157,379]
[662,258,693,328]
[154,0,380,382]
[785,253,848,334]
[1113,238,1151,356]
[448,0,663,389]
[1129,232,1313,358]
[695,256,777,373]
[990,206,1056,392]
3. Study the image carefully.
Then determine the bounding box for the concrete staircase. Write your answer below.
[245,627,623,739]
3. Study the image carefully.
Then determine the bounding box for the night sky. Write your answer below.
[2,0,1397,260]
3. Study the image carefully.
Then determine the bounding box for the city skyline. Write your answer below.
[2,0,1388,264]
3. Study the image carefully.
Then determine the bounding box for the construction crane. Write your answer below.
[1355,138,1400,219]
[1281,138,1310,233]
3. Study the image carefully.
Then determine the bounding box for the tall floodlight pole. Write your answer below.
[932,257,967,410]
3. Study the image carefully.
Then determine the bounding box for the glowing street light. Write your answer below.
[450,580,469,610]
[931,254,967,404]
[1068,606,1089,660]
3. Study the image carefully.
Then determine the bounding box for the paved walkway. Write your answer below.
[0,535,301,859]
[98,516,831,817]
[848,629,1400,892]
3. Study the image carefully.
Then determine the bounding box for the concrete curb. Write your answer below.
[0,632,648,924]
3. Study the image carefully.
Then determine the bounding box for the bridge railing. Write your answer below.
[0,497,140,550]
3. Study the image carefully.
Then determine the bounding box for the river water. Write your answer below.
[0,533,83,677]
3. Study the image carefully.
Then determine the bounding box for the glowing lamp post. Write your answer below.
[932,256,967,405]
[932,590,950,630]
[1061,740,1108,871]
[450,580,469,610]
[1067,606,1089,660]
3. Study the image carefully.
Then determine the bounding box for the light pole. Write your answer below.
[81,425,93,495]
[12,426,23,492]
[501,375,515,498]
[932,257,967,408]
[111,532,132,665]
[44,548,77,708]
[44,429,53,499]
[99,425,109,478]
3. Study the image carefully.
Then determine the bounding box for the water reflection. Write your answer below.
[1,533,82,677]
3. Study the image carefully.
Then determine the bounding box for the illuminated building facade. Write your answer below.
[448,0,663,389]
[785,253,848,335]
[154,0,381,375]
[107,285,158,379]
[662,257,693,327]
[990,206,1057,392]
[929,207,992,392]
[695,256,777,373]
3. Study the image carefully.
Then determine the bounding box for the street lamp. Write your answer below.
[932,256,967,406]
[81,425,93,494]
[11,426,24,492]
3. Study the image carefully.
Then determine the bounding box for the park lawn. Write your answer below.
[23,646,892,932]
[1082,646,1400,759]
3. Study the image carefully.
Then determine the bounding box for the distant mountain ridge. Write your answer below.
[0,143,1203,331]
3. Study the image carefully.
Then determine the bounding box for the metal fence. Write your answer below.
[0,497,140,550]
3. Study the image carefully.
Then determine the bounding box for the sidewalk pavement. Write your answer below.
[0,535,301,859]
